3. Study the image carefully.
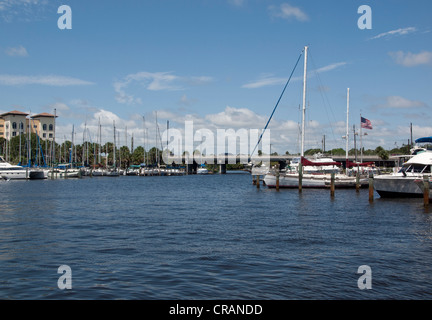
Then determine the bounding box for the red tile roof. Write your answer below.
[0,110,29,117]
[31,112,57,118]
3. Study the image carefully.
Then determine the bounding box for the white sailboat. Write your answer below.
[106,121,120,177]
[263,47,368,189]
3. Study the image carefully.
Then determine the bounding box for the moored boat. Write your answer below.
[374,151,432,198]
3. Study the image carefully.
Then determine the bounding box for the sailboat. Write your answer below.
[263,46,368,189]
[105,121,119,177]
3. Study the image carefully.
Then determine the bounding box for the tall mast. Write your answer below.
[113,120,116,168]
[301,46,308,157]
[98,118,101,164]
[143,116,146,165]
[346,88,350,161]
[53,108,56,167]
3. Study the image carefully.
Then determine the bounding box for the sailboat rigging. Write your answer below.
[263,46,369,188]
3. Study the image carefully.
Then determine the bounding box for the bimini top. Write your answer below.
[415,136,432,144]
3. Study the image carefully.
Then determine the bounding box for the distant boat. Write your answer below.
[197,164,209,175]
[47,164,81,178]
[0,156,28,179]
[29,168,47,179]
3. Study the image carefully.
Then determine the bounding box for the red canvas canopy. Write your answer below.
[301,157,342,167]
[346,159,375,168]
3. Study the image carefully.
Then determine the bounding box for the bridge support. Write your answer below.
[219,164,226,174]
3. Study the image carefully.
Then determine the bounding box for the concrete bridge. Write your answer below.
[166,154,404,174]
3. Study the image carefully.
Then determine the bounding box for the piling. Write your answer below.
[356,171,360,192]
[276,165,280,191]
[423,175,429,207]
[298,163,303,193]
[368,172,374,202]
[256,175,260,189]
[330,172,335,197]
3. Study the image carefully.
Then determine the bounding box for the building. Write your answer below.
[0,110,57,141]
[31,112,57,141]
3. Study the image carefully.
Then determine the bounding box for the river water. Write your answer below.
[1,172,432,299]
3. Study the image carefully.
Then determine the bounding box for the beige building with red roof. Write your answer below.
[0,110,57,141]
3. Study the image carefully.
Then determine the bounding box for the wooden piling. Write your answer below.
[298,163,303,193]
[330,172,335,197]
[276,165,280,191]
[368,172,374,202]
[423,175,429,207]
[356,171,360,192]
[256,175,260,189]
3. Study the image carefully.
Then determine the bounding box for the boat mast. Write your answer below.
[301,46,308,158]
[113,120,116,169]
[346,88,350,162]
[53,108,56,167]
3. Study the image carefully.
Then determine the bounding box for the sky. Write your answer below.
[0,0,431,155]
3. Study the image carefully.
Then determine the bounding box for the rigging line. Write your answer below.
[250,49,304,159]
[308,51,339,147]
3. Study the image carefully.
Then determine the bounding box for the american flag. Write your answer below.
[361,117,372,130]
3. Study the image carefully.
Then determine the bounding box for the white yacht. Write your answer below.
[0,156,28,179]
[197,165,209,175]
[374,151,432,197]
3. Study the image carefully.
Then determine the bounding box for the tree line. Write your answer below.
[0,134,164,168]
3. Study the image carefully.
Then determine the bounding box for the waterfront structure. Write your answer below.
[0,110,57,141]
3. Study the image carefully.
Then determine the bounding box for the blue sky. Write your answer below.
[0,0,431,154]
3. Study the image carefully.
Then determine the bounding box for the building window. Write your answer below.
[49,124,53,131]
[20,123,24,130]
[12,122,17,129]
[43,133,46,138]
[0,132,3,136]
[12,131,17,137]
[43,124,47,131]
[49,133,53,138]
[0,124,3,127]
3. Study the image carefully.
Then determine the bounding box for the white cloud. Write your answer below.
[370,27,417,40]
[0,0,50,22]
[268,3,309,22]
[389,50,432,67]
[315,62,347,73]
[114,71,213,105]
[378,96,427,109]
[242,74,286,89]
[5,45,28,57]
[243,62,346,89]
[205,106,267,128]
[0,74,95,86]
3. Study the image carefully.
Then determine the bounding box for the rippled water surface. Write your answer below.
[1,173,432,299]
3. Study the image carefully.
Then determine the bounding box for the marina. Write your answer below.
[2,173,432,299]
[0,1,430,303]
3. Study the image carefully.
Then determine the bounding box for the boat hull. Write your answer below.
[0,170,28,179]
[374,174,423,197]
[264,172,367,189]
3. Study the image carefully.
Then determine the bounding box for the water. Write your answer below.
[1,173,432,299]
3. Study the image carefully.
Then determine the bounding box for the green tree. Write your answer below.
[132,146,144,165]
